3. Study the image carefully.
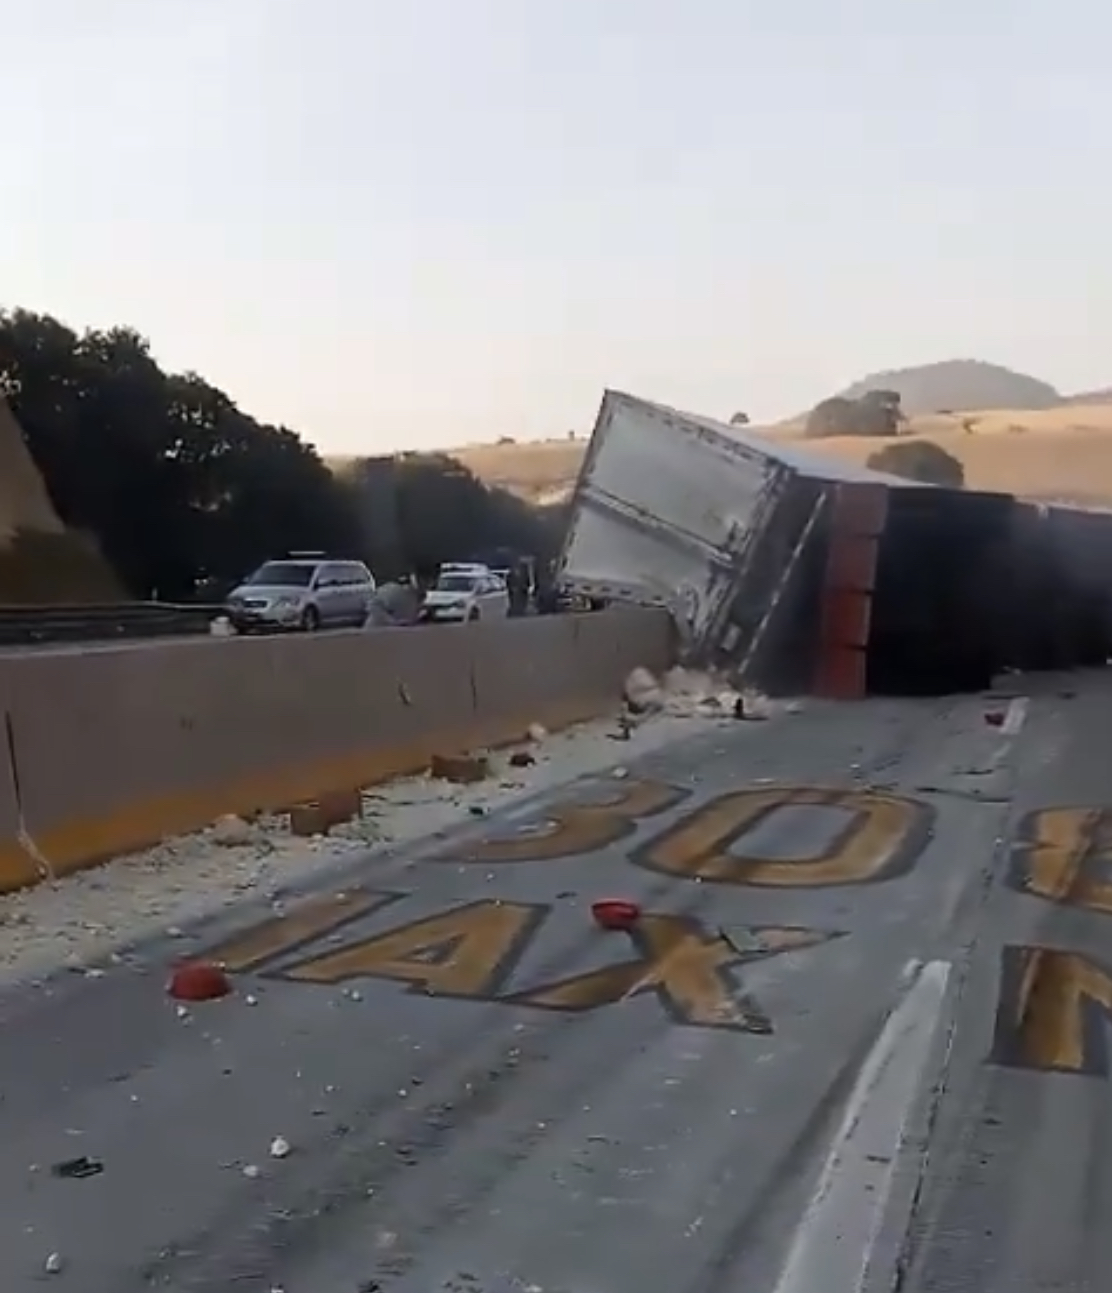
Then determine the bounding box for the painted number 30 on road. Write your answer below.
[203,777,1112,1077]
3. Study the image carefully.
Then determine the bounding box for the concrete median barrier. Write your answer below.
[0,609,674,893]
[0,665,21,883]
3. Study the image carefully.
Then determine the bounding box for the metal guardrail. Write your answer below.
[0,602,222,648]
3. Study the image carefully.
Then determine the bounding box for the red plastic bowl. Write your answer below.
[168,961,232,1003]
[591,899,641,931]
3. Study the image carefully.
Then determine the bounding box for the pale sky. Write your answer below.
[4,0,1111,452]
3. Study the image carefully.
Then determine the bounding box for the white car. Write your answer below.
[421,569,510,623]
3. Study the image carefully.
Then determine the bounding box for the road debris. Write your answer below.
[0,708,751,987]
[208,814,255,847]
[168,962,232,1003]
[623,666,664,713]
[622,664,785,723]
[290,790,362,837]
[51,1155,104,1180]
[592,899,641,931]
[429,752,491,784]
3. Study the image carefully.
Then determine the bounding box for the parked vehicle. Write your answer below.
[421,568,509,623]
[440,562,493,579]
[225,555,376,632]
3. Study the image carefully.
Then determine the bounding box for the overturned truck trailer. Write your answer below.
[557,391,1112,698]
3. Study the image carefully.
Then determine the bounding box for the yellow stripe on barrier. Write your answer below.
[0,692,613,894]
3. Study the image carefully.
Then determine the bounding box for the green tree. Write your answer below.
[805,390,903,438]
[0,308,364,599]
[805,396,858,438]
[866,440,965,487]
[1,305,558,603]
[857,389,904,435]
[343,451,557,578]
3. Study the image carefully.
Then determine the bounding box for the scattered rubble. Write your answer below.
[429,752,490,784]
[623,666,664,713]
[208,814,255,847]
[622,664,787,722]
[290,790,363,837]
[0,700,797,987]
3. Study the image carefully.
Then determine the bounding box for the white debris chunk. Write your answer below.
[623,666,664,712]
[269,1136,291,1159]
[652,665,791,721]
[208,814,255,847]
[0,705,774,986]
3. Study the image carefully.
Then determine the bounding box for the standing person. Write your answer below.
[535,560,559,615]
[364,573,422,627]
[506,560,530,617]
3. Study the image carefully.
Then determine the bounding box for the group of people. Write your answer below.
[364,557,557,627]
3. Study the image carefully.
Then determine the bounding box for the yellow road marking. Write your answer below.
[1014,807,1112,915]
[199,889,398,973]
[448,778,688,863]
[992,945,1112,1075]
[281,899,545,996]
[514,917,836,1032]
[639,787,925,887]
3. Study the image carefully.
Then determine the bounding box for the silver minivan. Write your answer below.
[225,555,377,632]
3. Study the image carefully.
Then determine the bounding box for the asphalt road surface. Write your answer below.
[0,672,1108,1292]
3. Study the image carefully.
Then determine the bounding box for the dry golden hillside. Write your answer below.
[442,404,1112,509]
[448,437,588,504]
[772,404,1112,506]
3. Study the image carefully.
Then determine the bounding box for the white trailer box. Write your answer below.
[556,391,791,646]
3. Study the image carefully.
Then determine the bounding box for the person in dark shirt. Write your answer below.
[506,560,531,616]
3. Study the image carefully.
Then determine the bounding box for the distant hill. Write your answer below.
[330,361,1112,512]
[1063,387,1112,406]
[838,360,1063,416]
[435,400,1112,512]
